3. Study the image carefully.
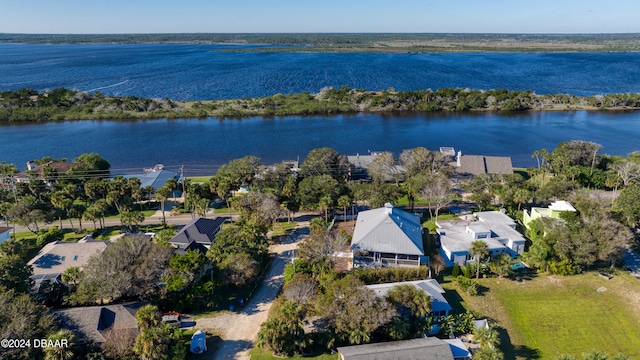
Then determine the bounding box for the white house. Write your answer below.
[436,211,525,267]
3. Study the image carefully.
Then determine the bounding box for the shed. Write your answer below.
[190,330,207,354]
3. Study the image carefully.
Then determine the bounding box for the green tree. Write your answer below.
[297,174,340,210]
[299,147,348,180]
[470,240,489,279]
[320,275,395,345]
[473,326,500,349]
[44,329,76,360]
[0,254,33,293]
[614,183,640,227]
[73,235,172,303]
[386,284,433,337]
[0,287,56,360]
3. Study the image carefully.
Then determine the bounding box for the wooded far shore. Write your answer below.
[3,33,640,52]
[2,87,640,122]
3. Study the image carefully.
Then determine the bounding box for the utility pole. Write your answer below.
[180,165,185,197]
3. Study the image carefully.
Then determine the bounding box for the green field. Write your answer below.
[445,272,640,359]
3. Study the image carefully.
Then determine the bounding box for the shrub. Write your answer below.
[453,276,478,296]
[452,263,461,277]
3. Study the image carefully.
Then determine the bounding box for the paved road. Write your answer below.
[622,246,640,279]
[195,221,309,360]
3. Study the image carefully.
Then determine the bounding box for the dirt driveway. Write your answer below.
[194,221,309,360]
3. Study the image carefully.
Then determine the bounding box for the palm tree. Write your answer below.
[44,329,76,360]
[470,240,489,279]
[318,195,332,223]
[337,195,351,221]
[155,185,170,224]
[61,266,81,287]
[135,304,161,330]
[473,325,500,349]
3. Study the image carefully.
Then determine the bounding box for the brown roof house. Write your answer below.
[15,160,83,185]
[351,203,425,268]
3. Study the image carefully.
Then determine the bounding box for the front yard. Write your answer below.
[444,271,640,359]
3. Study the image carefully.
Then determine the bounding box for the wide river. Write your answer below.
[2,44,640,174]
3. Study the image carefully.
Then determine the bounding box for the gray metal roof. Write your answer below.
[366,280,452,314]
[169,216,229,246]
[337,337,454,360]
[350,204,424,256]
[121,169,179,190]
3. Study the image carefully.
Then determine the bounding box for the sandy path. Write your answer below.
[195,221,309,360]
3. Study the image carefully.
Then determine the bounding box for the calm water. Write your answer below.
[2,44,640,174]
[2,111,640,175]
[3,44,640,99]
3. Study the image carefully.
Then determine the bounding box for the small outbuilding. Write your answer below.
[190,330,207,354]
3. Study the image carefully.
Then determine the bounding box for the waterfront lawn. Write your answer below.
[450,272,640,359]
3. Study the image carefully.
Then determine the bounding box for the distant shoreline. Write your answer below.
[1,87,640,123]
[2,33,640,52]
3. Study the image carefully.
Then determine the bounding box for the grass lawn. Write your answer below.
[248,347,339,360]
[271,221,296,238]
[188,176,213,183]
[422,213,459,233]
[445,272,640,359]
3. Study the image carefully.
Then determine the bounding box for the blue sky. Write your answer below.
[1,0,638,34]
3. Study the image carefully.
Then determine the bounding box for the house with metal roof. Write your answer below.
[337,337,456,360]
[121,168,180,192]
[523,200,576,229]
[351,203,424,268]
[168,216,229,250]
[51,302,144,344]
[27,236,109,289]
[436,211,525,267]
[366,279,452,334]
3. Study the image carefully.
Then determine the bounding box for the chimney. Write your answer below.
[26,161,35,170]
[384,202,393,214]
[456,150,462,167]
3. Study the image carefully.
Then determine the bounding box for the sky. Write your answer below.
[0,0,638,34]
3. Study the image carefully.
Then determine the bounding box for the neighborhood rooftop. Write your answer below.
[337,337,455,360]
[351,203,424,256]
[169,216,229,249]
[365,279,452,317]
[28,237,109,277]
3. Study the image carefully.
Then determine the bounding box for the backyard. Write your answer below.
[443,271,640,359]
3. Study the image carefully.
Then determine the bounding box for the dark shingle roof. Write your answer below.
[169,217,229,246]
[337,338,454,360]
[456,155,513,176]
[52,302,145,344]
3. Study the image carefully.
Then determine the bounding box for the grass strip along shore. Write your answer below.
[2,86,640,123]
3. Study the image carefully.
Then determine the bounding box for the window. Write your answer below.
[61,256,66,261]
[477,234,487,239]
[73,255,78,261]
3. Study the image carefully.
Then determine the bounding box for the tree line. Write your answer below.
[3,86,640,122]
